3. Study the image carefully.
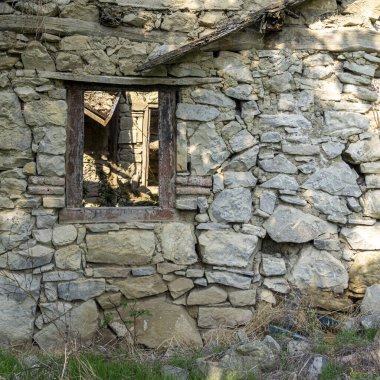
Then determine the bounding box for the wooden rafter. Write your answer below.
[136,0,309,72]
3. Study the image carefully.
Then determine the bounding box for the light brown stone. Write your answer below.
[168,278,194,299]
[198,307,253,328]
[187,286,227,305]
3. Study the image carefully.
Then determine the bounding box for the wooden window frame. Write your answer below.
[59,84,177,223]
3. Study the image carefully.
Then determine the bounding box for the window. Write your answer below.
[60,85,176,223]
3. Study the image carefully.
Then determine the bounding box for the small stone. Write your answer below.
[206,271,252,290]
[198,307,253,328]
[168,278,194,299]
[224,171,257,188]
[264,278,290,294]
[228,289,256,306]
[187,286,227,305]
[55,245,82,271]
[261,174,299,191]
[361,284,380,314]
[259,191,276,215]
[259,154,298,174]
[58,279,105,301]
[261,255,286,276]
[131,266,155,276]
[176,103,220,122]
[229,130,256,153]
[52,225,77,247]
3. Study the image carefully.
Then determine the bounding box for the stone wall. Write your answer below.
[0,0,380,350]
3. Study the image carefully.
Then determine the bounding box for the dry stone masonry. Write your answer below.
[0,0,380,350]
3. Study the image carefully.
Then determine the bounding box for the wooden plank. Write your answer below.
[59,207,178,223]
[0,15,187,44]
[135,0,309,72]
[37,71,222,86]
[66,88,84,208]
[158,89,177,209]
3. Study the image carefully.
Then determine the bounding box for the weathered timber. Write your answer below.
[66,88,84,208]
[176,186,211,196]
[0,15,187,44]
[59,207,178,223]
[158,89,176,210]
[176,176,213,187]
[135,0,309,72]
[37,71,222,85]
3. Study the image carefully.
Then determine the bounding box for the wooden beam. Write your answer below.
[37,71,222,85]
[135,0,309,72]
[0,15,187,44]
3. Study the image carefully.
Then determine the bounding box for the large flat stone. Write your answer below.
[344,137,380,164]
[0,272,40,347]
[58,279,105,301]
[259,114,312,129]
[199,230,258,268]
[291,245,348,293]
[264,206,335,243]
[198,307,253,328]
[23,100,67,127]
[187,286,228,305]
[176,104,220,122]
[301,161,361,197]
[135,297,203,349]
[159,223,198,265]
[34,300,98,351]
[21,41,55,71]
[362,190,380,218]
[349,251,380,294]
[189,122,229,175]
[214,52,253,83]
[324,111,370,138]
[341,224,380,250]
[209,188,252,223]
[112,274,167,299]
[86,230,155,265]
[303,190,350,216]
[206,271,252,289]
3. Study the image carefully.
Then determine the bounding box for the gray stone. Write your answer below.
[228,289,256,306]
[58,279,105,301]
[264,205,335,243]
[229,130,256,153]
[280,195,307,206]
[42,271,82,282]
[52,225,77,247]
[225,145,259,171]
[191,89,235,108]
[93,267,130,278]
[157,262,187,275]
[96,293,122,310]
[60,1,99,21]
[176,197,197,210]
[259,114,312,129]
[343,61,377,77]
[261,255,286,276]
[221,121,242,140]
[176,103,220,122]
[24,100,67,127]
[362,190,380,218]
[55,245,82,271]
[261,174,299,191]
[187,286,227,305]
[303,190,350,216]
[209,188,252,223]
[268,72,293,93]
[291,245,348,293]
[259,155,297,174]
[241,101,260,118]
[337,72,372,85]
[161,12,197,32]
[85,224,120,233]
[366,175,380,188]
[21,41,55,71]
[302,161,361,197]
[214,52,253,83]
[360,162,380,174]
[40,302,73,323]
[261,132,282,143]
[0,245,54,270]
[189,122,229,175]
[186,268,204,278]
[199,230,258,268]
[34,300,98,351]
[324,111,370,138]
[135,297,203,349]
[131,266,155,276]
[112,274,167,299]
[259,191,277,215]
[225,84,254,100]
[361,284,380,314]
[344,137,380,164]
[343,84,378,102]
[36,154,65,176]
[282,143,320,155]
[198,307,253,328]
[341,224,380,250]
[168,63,206,78]
[206,271,252,289]
[160,223,198,265]
[0,272,40,347]
[361,314,380,329]
[168,278,194,299]
[86,230,155,265]
[224,171,257,188]
[14,86,40,102]
[321,142,345,159]
[264,277,290,294]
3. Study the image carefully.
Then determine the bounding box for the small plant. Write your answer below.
[320,362,344,380]
[101,312,113,329]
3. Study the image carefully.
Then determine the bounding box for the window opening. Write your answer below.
[82,90,160,207]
